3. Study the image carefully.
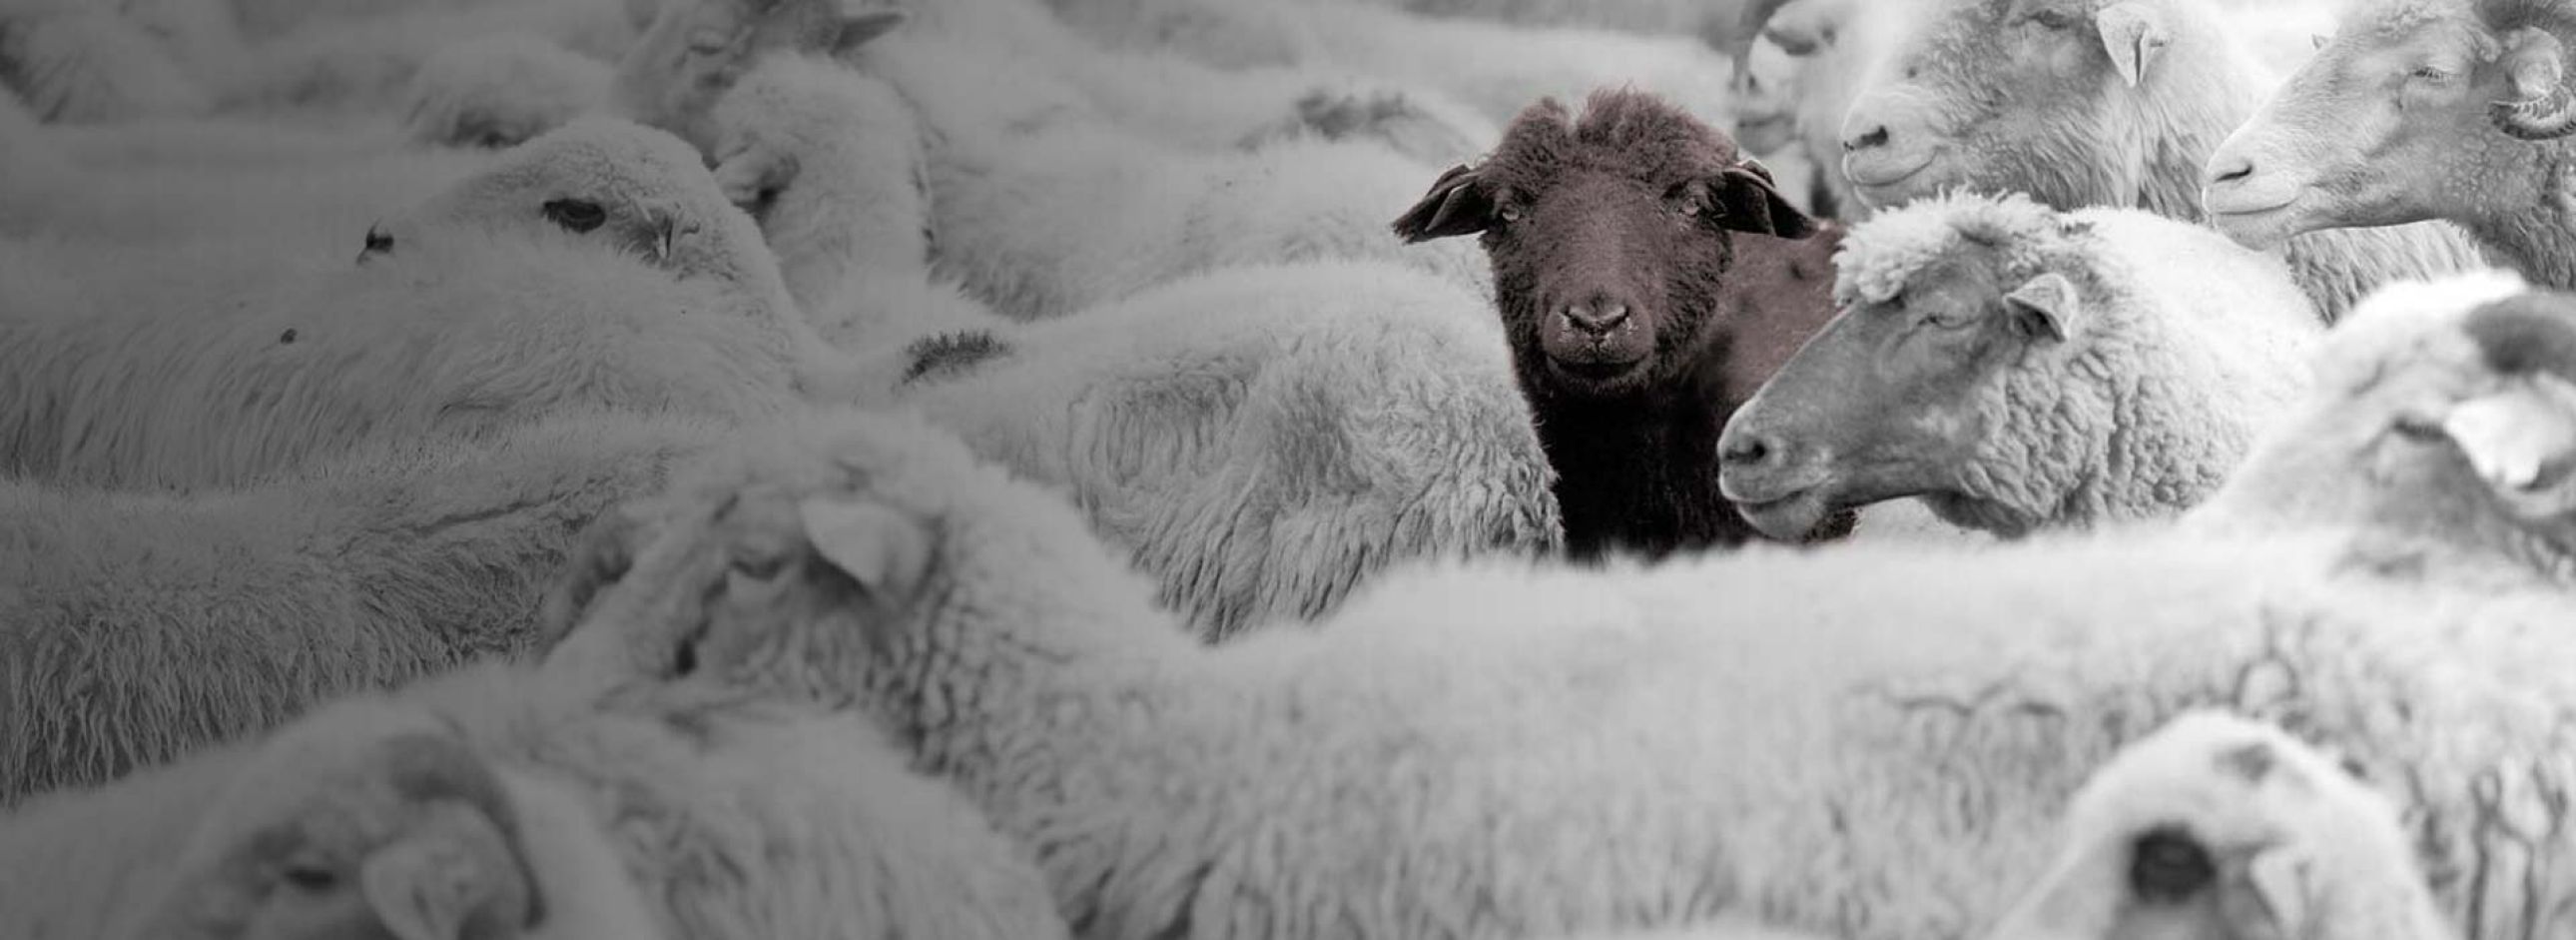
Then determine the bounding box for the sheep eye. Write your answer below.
[685,28,732,54]
[541,199,608,234]
[1497,204,1524,224]
[2406,65,2453,84]
[730,551,789,581]
[2026,7,2078,29]
[2310,33,2329,50]
[2128,827,2215,902]
[281,864,339,893]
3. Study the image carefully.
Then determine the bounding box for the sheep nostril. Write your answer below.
[1844,124,1890,152]
[2208,158,2255,187]
[1720,433,1779,470]
[1563,304,1632,336]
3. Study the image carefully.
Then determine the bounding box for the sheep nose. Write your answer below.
[1718,431,1786,472]
[1843,122,1890,153]
[2204,153,2254,187]
[1562,302,1631,336]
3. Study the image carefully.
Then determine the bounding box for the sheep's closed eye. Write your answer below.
[541,199,608,234]
[2025,7,2079,29]
[281,864,339,893]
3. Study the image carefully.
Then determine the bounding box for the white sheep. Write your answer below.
[1,118,817,490]
[1036,0,1749,133]
[885,258,1564,638]
[2187,268,2576,583]
[611,0,1499,169]
[0,407,737,808]
[1836,0,2487,323]
[1714,190,2323,541]
[705,52,1008,352]
[1983,709,2460,940]
[0,0,210,122]
[399,31,610,150]
[538,405,2576,940]
[2200,0,2576,292]
[1729,0,1907,219]
[846,26,1491,321]
[201,0,638,117]
[98,663,1071,940]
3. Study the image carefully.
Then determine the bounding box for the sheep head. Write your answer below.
[1392,89,1816,401]
[2203,0,2576,250]
[368,118,783,299]
[2192,269,2576,580]
[1717,192,2109,540]
[119,705,544,940]
[1838,0,2235,214]
[1984,709,2453,940]
[606,0,907,155]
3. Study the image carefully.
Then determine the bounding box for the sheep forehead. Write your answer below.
[1833,191,2062,306]
[2067,713,2355,848]
[1485,90,1737,195]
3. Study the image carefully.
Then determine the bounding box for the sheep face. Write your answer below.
[2199,270,2576,574]
[606,0,905,155]
[2202,1,2576,251]
[1716,195,2098,540]
[123,724,541,940]
[1985,710,2425,940]
[1392,90,1816,401]
[540,412,1141,727]
[1838,0,2214,212]
[368,118,752,286]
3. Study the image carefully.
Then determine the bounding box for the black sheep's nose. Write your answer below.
[1718,431,1785,472]
[1562,301,1631,336]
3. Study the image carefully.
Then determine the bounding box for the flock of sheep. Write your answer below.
[1,0,2574,937]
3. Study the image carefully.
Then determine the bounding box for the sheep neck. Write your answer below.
[1521,351,1755,560]
[2455,140,2576,291]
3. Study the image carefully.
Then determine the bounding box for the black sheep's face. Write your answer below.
[1392,147,1815,401]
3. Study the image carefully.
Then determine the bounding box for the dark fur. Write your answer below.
[899,330,1014,388]
[2464,291,2576,385]
[1391,88,1845,560]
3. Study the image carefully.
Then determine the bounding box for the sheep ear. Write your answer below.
[2215,846,2312,940]
[2094,2,2171,89]
[1390,163,1495,242]
[1712,160,1817,239]
[361,838,485,940]
[798,495,934,601]
[2004,272,2082,342]
[2439,376,2576,502]
[831,9,907,57]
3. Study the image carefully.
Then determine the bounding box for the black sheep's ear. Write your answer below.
[1390,163,1495,242]
[1711,159,1818,240]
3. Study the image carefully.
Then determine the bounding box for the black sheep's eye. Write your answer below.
[2128,826,2216,903]
[1497,204,1524,225]
[541,199,608,234]
[731,551,789,581]
[282,864,339,893]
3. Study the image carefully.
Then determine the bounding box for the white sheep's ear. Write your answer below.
[2440,375,2576,498]
[831,9,907,57]
[798,495,933,600]
[361,838,484,940]
[2004,271,2082,342]
[2095,2,2171,89]
[2216,845,2313,940]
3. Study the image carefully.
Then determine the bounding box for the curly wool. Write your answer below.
[0,409,731,808]
[1823,191,2321,534]
[548,407,2576,940]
